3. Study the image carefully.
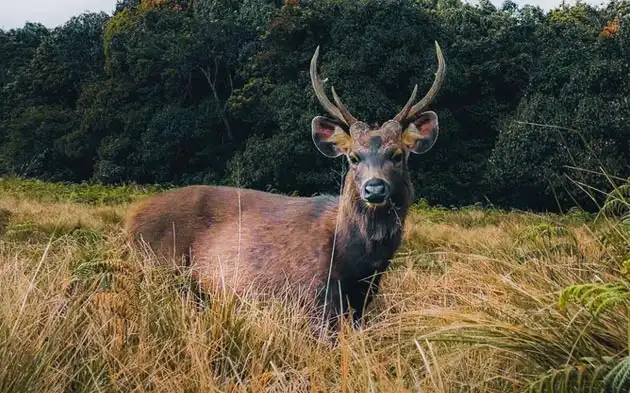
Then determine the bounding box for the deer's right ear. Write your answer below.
[311,116,352,158]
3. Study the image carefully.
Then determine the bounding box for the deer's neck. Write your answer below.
[331,172,412,276]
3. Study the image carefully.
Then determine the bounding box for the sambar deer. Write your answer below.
[125,42,445,327]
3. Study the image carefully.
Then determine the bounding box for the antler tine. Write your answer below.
[331,86,358,124]
[394,41,446,122]
[393,84,418,122]
[310,46,356,126]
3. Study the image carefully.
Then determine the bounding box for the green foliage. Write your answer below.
[596,179,630,265]
[604,355,630,393]
[103,7,140,73]
[564,207,596,225]
[515,222,583,260]
[486,3,630,210]
[523,355,630,393]
[70,257,132,293]
[0,22,50,89]
[0,106,75,179]
[1,0,630,212]
[524,309,630,393]
[559,283,630,317]
[0,177,163,205]
[488,95,627,211]
[601,179,630,222]
[524,357,612,393]
[409,201,514,228]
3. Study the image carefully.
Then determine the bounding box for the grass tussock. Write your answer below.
[0,179,629,392]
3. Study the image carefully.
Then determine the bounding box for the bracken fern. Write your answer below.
[601,180,630,222]
[603,355,630,393]
[523,357,614,393]
[559,283,630,317]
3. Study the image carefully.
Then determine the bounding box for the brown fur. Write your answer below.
[127,175,402,269]
[126,185,336,292]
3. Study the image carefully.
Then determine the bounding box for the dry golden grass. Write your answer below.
[0,186,627,392]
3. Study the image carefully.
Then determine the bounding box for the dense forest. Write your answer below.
[1,0,629,211]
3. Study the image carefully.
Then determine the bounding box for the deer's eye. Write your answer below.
[348,154,360,165]
[391,151,403,164]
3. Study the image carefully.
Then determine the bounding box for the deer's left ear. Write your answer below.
[402,111,439,155]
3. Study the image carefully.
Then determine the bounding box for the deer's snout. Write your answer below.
[362,178,390,205]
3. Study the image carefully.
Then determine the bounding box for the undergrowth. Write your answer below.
[0,177,628,392]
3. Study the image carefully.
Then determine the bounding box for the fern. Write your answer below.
[596,225,630,269]
[516,223,583,262]
[600,180,630,222]
[604,355,630,393]
[65,252,140,353]
[517,223,578,244]
[602,179,630,211]
[559,283,630,317]
[523,357,613,393]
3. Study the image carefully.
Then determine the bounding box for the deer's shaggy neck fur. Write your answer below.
[321,168,414,323]
[337,169,412,246]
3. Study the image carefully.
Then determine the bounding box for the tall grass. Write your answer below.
[0,178,628,392]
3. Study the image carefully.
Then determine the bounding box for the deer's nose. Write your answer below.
[363,178,389,204]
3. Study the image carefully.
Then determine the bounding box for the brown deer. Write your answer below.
[125,42,445,327]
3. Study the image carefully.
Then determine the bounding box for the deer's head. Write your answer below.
[310,42,446,208]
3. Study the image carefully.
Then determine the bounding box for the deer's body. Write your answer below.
[127,185,339,294]
[126,169,411,322]
[125,42,446,326]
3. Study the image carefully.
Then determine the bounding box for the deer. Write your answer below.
[125,42,445,329]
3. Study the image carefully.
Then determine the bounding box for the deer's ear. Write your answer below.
[402,111,439,155]
[311,116,352,158]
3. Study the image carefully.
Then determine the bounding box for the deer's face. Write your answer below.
[308,42,445,208]
[312,113,438,207]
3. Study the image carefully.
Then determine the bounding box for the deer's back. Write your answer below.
[125,185,339,294]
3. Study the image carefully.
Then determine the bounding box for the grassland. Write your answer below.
[0,176,628,392]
